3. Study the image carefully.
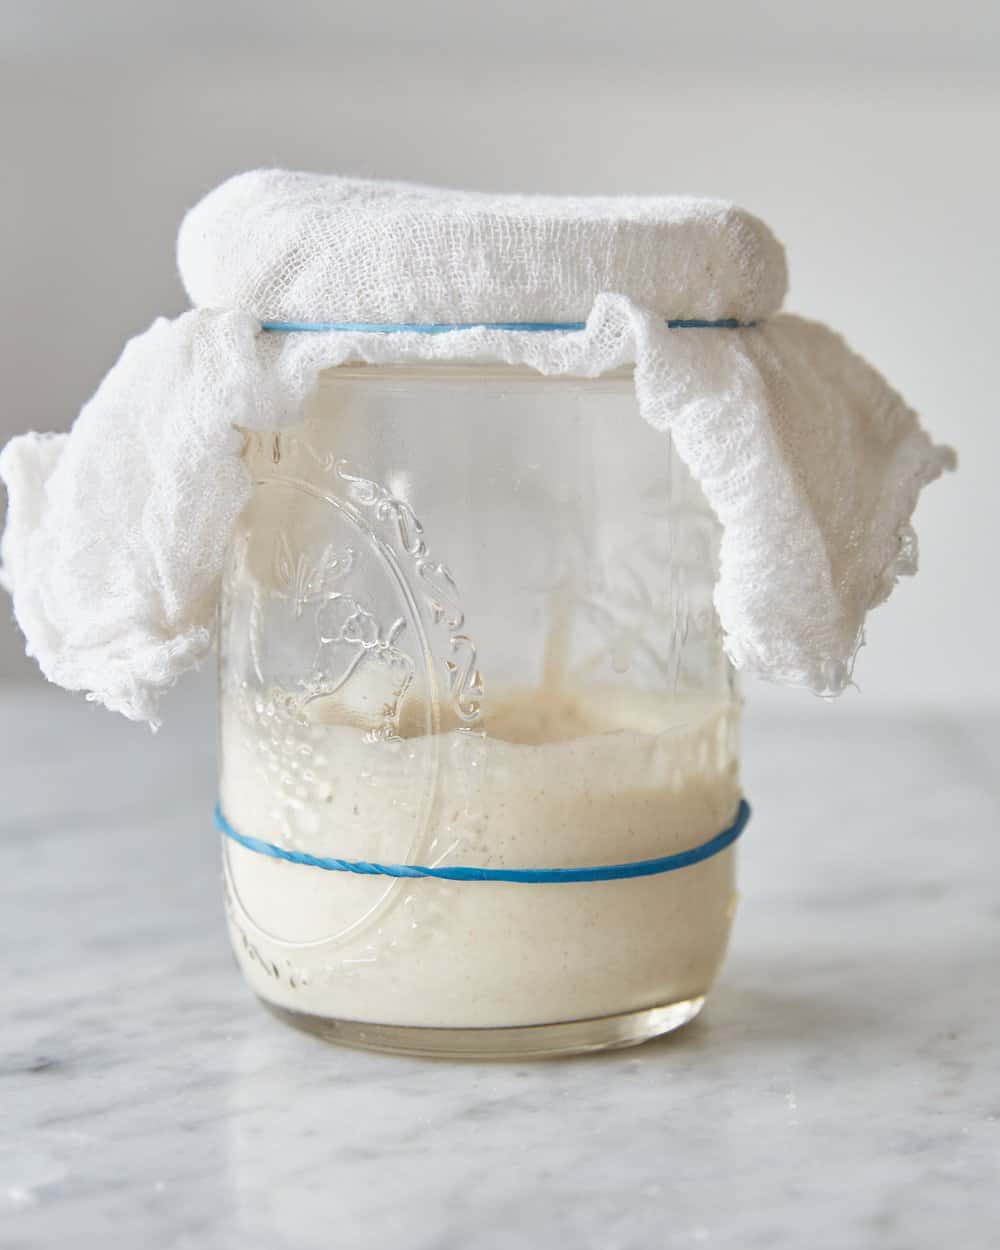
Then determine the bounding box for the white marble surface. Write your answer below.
[2,681,998,1249]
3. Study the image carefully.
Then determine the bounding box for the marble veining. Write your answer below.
[2,681,998,1249]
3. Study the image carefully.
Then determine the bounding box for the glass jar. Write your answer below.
[218,364,741,1057]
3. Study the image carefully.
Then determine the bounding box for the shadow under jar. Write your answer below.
[218,363,742,1058]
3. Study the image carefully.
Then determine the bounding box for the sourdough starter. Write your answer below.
[221,683,740,1029]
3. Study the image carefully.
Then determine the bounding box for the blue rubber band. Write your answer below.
[260,318,752,334]
[215,798,749,883]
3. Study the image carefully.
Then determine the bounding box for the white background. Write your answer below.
[1,1,996,711]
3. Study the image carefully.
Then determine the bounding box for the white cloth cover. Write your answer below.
[0,170,955,724]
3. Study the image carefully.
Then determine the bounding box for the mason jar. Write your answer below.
[217,363,742,1058]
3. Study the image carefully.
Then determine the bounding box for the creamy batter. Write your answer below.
[220,681,741,1029]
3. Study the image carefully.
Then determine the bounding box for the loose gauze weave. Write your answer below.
[0,170,955,724]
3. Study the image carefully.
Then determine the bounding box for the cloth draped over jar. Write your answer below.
[0,170,955,724]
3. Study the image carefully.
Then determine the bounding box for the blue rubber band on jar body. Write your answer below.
[214,798,750,884]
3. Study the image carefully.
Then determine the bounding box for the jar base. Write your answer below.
[257,995,707,1059]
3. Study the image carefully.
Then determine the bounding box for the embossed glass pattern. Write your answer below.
[218,364,741,1057]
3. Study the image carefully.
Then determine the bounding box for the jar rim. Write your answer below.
[316,362,635,389]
